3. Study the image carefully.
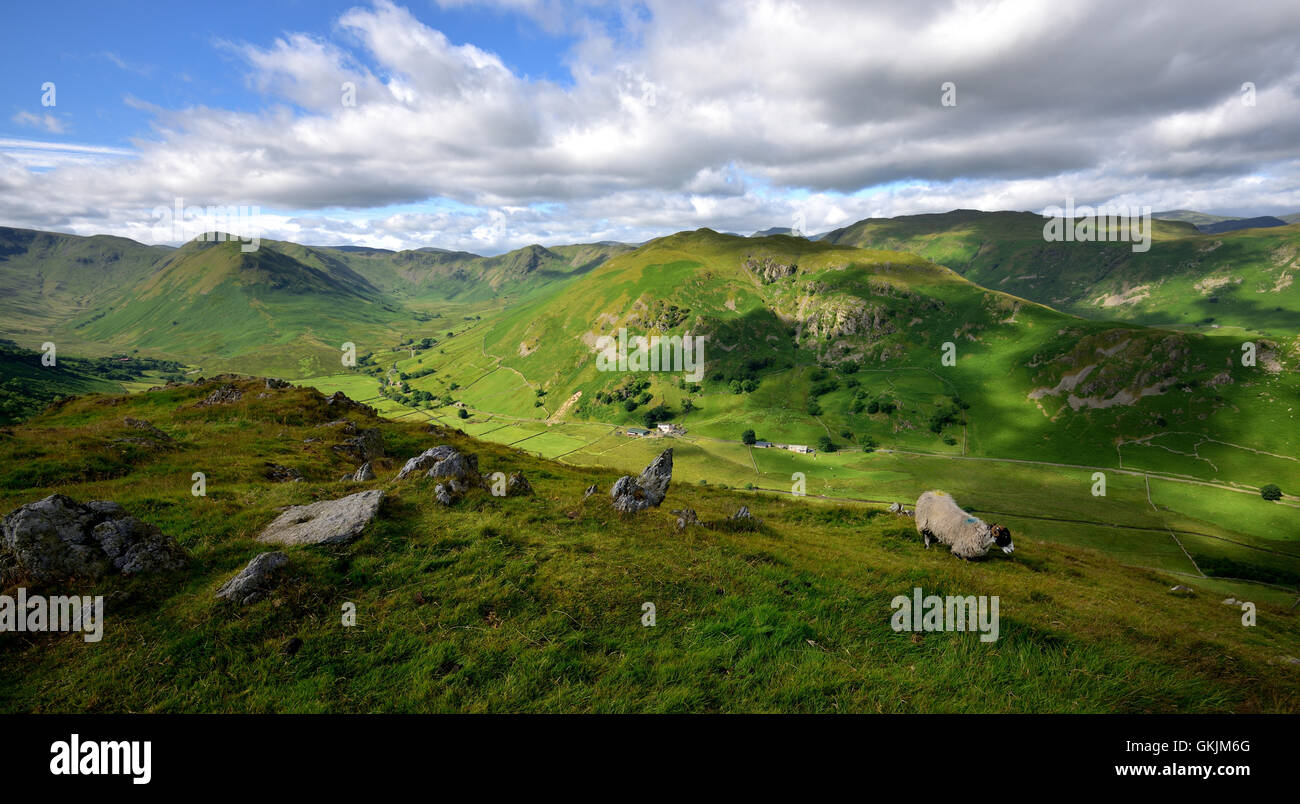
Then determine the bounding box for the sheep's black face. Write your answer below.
[992,525,1014,553]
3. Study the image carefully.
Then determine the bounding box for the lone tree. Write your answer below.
[1260,483,1283,501]
[741,429,757,445]
[816,435,835,452]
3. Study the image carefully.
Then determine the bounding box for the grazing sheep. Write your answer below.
[915,491,1013,559]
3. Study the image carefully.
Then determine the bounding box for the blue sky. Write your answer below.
[1,1,587,147]
[1,0,1298,253]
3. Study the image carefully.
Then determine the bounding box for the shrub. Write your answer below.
[1260,484,1283,501]
[741,429,756,445]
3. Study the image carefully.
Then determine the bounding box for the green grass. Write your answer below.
[1,377,1298,713]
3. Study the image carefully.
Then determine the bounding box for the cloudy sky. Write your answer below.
[2,0,1299,253]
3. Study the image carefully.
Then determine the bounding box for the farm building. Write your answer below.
[626,428,651,437]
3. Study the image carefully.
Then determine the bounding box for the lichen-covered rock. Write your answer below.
[264,378,291,390]
[352,462,375,482]
[583,484,598,499]
[731,506,755,521]
[1,494,187,581]
[424,450,480,489]
[257,490,384,546]
[215,552,289,605]
[396,445,460,480]
[610,449,673,513]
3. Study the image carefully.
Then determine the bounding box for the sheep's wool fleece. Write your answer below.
[915,491,995,559]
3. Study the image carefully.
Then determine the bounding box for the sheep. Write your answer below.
[914,490,1013,559]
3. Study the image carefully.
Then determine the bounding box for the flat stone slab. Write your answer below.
[257,490,384,546]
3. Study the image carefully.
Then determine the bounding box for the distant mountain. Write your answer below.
[0,226,170,337]
[1152,210,1237,226]
[1198,216,1290,234]
[1153,210,1292,233]
[819,209,1300,335]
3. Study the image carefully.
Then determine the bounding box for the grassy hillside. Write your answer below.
[0,226,170,339]
[1,377,1296,713]
[300,229,1299,599]
[820,210,1300,337]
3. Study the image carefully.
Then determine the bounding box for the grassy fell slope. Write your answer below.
[820,211,1300,337]
[0,376,1297,713]
[67,237,411,378]
[0,226,170,339]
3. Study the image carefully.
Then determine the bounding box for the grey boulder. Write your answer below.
[257,490,385,546]
[1,494,187,581]
[610,448,673,513]
[216,552,289,605]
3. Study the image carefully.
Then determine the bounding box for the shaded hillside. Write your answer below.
[0,226,170,337]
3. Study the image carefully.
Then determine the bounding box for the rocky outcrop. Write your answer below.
[123,417,171,442]
[743,256,798,284]
[264,378,291,390]
[1,494,187,581]
[318,420,384,463]
[351,462,375,482]
[396,445,457,480]
[257,490,385,546]
[216,552,289,605]
[112,417,175,452]
[671,508,700,530]
[196,384,243,407]
[506,472,533,497]
[396,446,482,496]
[731,506,756,521]
[610,449,673,513]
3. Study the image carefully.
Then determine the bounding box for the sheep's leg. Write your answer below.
[921,529,933,548]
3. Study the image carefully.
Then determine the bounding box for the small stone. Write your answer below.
[282,637,303,657]
[671,508,700,530]
[352,462,375,482]
[216,552,289,605]
[265,464,305,483]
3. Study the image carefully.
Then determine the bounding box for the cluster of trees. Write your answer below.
[594,376,653,411]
